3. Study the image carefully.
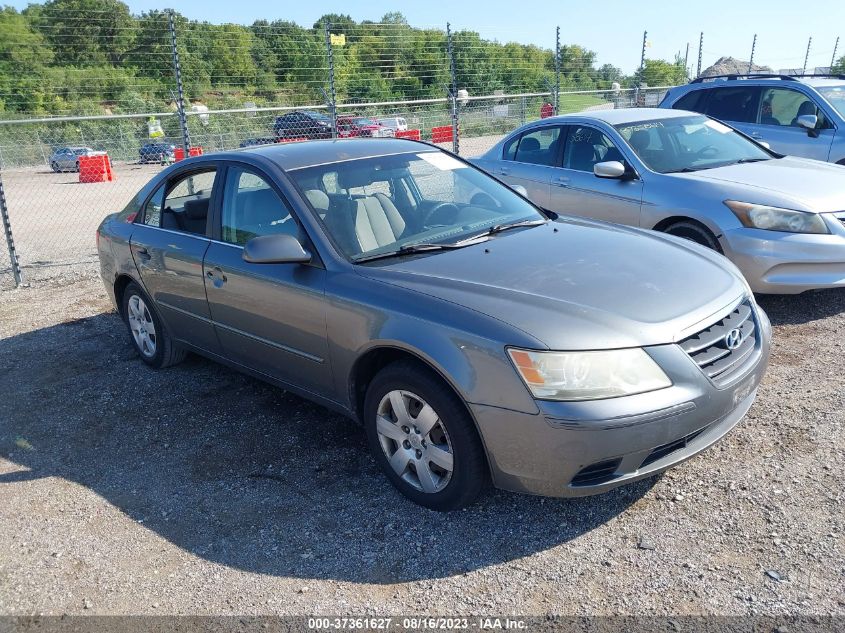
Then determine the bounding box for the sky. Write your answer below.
[9,0,845,74]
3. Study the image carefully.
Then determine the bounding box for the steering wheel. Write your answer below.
[695,145,720,158]
[470,192,499,208]
[425,202,461,226]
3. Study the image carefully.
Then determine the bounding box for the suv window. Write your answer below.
[703,86,761,123]
[673,89,709,113]
[760,87,828,128]
[159,169,216,236]
[221,166,297,246]
[562,126,622,172]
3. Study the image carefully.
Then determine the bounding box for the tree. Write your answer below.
[635,57,687,87]
[832,55,845,75]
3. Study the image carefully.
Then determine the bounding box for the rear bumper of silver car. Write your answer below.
[471,305,772,498]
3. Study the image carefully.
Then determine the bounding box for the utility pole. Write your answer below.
[748,34,757,73]
[167,9,190,156]
[696,32,704,78]
[324,22,337,138]
[446,22,459,154]
[554,26,561,115]
[802,36,812,75]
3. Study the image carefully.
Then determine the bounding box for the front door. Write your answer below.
[549,124,643,226]
[742,87,835,161]
[129,168,220,353]
[202,163,332,395]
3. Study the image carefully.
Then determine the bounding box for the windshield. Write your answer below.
[72,148,89,155]
[817,86,845,118]
[288,151,544,262]
[352,118,377,126]
[615,115,772,173]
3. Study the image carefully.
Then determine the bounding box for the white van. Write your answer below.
[376,116,408,132]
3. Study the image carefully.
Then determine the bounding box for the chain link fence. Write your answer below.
[0,10,680,289]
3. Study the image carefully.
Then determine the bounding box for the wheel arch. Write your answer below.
[113,273,137,316]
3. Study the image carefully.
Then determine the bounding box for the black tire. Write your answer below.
[121,282,186,369]
[50,161,60,172]
[363,360,488,511]
[74,160,80,172]
[663,220,723,253]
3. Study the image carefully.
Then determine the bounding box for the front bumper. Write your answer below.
[721,218,845,294]
[471,305,772,498]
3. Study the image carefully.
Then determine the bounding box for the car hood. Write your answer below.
[672,157,845,212]
[357,218,747,350]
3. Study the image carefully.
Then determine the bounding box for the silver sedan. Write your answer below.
[473,108,845,294]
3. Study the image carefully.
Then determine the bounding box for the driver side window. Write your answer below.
[220,166,297,246]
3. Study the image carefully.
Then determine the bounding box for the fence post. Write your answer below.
[168,9,191,155]
[802,36,812,76]
[640,30,648,75]
[697,32,704,78]
[832,37,840,69]
[748,34,757,73]
[446,22,459,154]
[684,42,690,79]
[0,168,23,287]
[554,26,561,115]
[324,22,338,138]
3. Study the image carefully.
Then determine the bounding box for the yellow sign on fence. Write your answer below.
[330,33,346,46]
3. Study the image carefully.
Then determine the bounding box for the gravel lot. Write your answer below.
[1,275,844,617]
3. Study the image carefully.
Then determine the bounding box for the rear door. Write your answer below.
[701,86,761,137]
[485,125,564,209]
[129,167,221,353]
[202,162,332,395]
[548,124,643,226]
[743,86,835,160]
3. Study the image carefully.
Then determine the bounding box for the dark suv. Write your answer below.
[273,110,333,140]
[660,74,845,164]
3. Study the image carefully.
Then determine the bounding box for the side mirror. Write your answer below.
[593,160,627,179]
[243,233,311,264]
[510,184,529,196]
[797,114,818,134]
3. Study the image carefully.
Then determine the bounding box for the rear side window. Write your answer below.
[703,87,761,123]
[141,184,165,227]
[514,127,562,166]
[673,89,709,113]
[159,169,217,236]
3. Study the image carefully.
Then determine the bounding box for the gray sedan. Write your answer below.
[49,146,99,172]
[473,108,845,294]
[97,139,771,510]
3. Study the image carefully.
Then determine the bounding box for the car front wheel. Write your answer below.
[121,282,186,369]
[663,220,722,253]
[364,361,487,511]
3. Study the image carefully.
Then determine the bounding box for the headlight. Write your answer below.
[507,348,672,401]
[725,201,829,234]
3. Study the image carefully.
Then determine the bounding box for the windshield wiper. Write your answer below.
[664,166,705,173]
[353,240,481,263]
[734,157,770,164]
[482,218,548,236]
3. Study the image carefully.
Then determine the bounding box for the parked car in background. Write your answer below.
[139,142,175,164]
[97,138,770,510]
[239,137,277,148]
[337,115,395,138]
[273,110,333,140]
[473,108,845,294]
[49,146,102,172]
[375,116,408,132]
[660,74,845,164]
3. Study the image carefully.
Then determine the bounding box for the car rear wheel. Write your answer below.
[121,282,186,369]
[663,220,722,253]
[74,160,80,172]
[364,361,487,511]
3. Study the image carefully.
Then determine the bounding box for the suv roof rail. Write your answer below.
[691,73,845,83]
[690,74,799,83]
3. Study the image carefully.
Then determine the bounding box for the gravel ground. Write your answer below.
[0,278,843,617]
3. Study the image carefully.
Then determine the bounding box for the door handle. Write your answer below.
[554,175,570,188]
[135,246,151,261]
[750,132,763,139]
[206,266,227,287]
[498,167,510,176]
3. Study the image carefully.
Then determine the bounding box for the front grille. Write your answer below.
[640,428,706,469]
[679,299,758,385]
[570,458,621,487]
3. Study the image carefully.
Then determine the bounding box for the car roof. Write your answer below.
[682,76,845,89]
[540,107,693,126]
[229,138,438,171]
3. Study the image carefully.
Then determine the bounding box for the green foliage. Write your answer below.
[635,57,688,87]
[0,4,682,118]
[832,55,845,75]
